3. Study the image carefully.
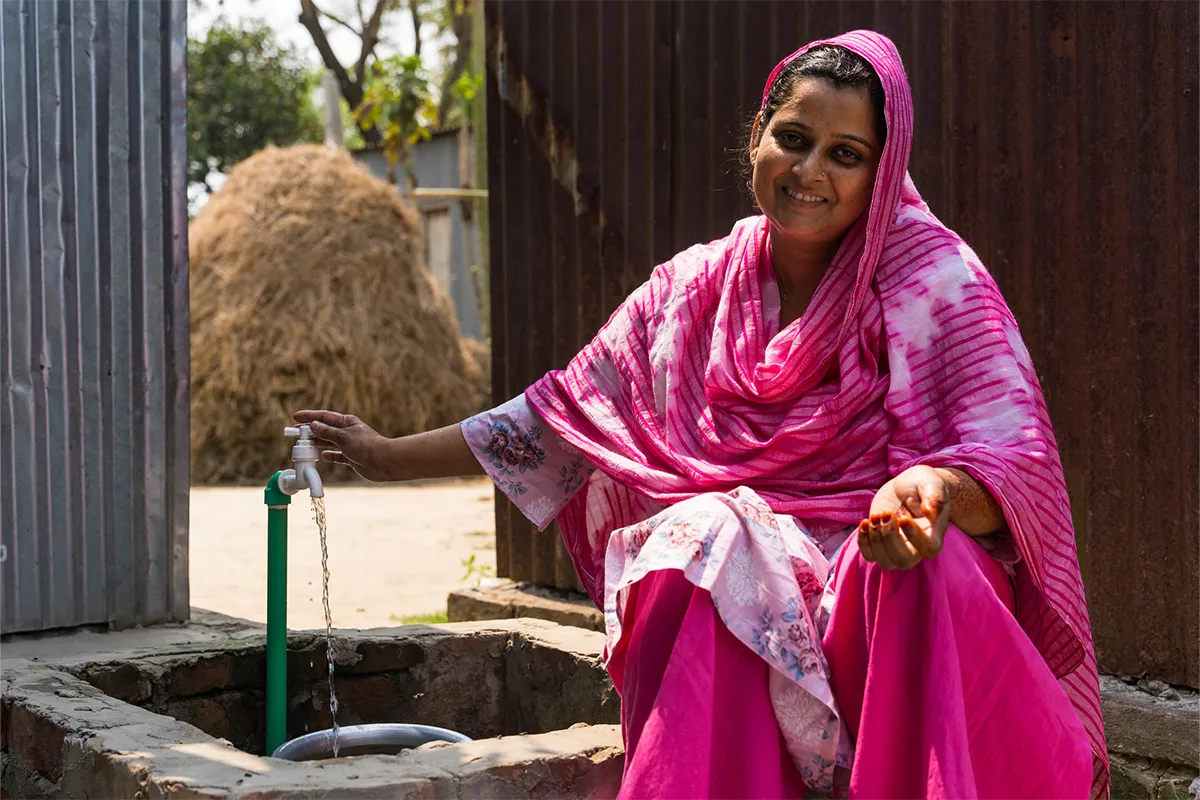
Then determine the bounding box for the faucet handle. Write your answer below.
[284,425,310,439]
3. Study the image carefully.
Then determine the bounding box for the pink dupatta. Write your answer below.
[526,30,1109,799]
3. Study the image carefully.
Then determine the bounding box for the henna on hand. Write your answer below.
[937,467,1007,538]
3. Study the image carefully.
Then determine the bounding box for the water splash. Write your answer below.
[312,496,340,757]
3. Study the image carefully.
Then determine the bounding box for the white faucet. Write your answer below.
[278,425,325,498]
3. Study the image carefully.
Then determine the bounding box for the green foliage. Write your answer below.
[353,53,438,172]
[187,21,323,190]
[440,70,482,129]
[460,553,495,584]
[452,70,482,104]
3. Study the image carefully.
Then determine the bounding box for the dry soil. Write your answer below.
[189,478,497,630]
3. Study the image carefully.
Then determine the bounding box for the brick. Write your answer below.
[74,662,154,704]
[164,651,262,697]
[1101,676,1199,768]
[155,689,265,754]
[503,637,618,735]
[287,673,412,738]
[448,584,604,632]
[59,738,156,800]
[333,675,404,726]
[4,702,67,782]
[412,652,506,740]
[447,590,513,624]
[1109,753,1200,800]
[341,641,425,676]
[1,694,10,752]
[1111,755,1157,800]
[162,696,228,734]
[287,643,334,684]
[1,750,56,799]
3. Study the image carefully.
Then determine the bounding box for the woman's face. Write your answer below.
[750,78,882,250]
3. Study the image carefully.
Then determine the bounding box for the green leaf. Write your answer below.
[350,52,437,164]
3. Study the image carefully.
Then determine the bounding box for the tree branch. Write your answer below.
[316,7,361,37]
[299,0,359,103]
[299,0,379,143]
[354,0,388,85]
[409,0,423,58]
[437,0,472,123]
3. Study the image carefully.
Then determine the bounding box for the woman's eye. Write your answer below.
[779,132,805,147]
[835,148,860,161]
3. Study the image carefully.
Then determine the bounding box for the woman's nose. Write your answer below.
[792,151,825,183]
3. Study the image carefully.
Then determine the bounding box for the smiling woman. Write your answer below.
[294,30,1107,800]
[746,46,886,324]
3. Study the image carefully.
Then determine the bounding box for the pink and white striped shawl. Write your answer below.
[526,30,1109,798]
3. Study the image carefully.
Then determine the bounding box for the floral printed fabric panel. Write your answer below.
[461,394,597,530]
[603,487,854,794]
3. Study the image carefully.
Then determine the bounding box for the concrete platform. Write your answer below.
[1,619,623,799]
[447,581,603,632]
[1,609,263,664]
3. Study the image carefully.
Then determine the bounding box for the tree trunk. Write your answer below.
[298,0,382,145]
[409,0,423,57]
[437,0,474,124]
[402,147,419,194]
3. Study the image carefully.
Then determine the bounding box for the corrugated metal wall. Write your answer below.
[1,0,190,634]
[485,0,1199,686]
[354,135,486,340]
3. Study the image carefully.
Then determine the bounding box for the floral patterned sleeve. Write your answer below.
[460,394,597,531]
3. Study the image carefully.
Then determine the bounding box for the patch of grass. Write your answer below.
[460,553,496,583]
[389,610,449,625]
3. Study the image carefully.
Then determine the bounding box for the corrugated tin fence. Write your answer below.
[1,0,190,634]
[485,0,1199,687]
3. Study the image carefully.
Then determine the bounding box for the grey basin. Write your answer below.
[271,723,472,761]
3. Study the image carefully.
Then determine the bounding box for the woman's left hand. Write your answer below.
[859,465,950,569]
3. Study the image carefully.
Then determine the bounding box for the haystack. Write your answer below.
[189,144,485,484]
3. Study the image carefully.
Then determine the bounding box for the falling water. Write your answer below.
[311,496,341,757]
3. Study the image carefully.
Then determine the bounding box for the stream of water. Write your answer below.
[311,496,341,758]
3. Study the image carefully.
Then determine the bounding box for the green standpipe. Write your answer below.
[264,471,291,755]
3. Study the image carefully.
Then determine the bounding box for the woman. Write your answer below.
[297,31,1107,799]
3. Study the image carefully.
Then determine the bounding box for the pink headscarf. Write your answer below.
[526,31,1109,798]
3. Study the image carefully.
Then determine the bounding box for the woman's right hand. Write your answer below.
[292,410,400,482]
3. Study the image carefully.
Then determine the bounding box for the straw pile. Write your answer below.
[189,144,486,484]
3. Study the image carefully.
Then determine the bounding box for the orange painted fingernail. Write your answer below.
[880,513,892,525]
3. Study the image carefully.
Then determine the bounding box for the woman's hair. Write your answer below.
[738,45,887,191]
[756,45,887,146]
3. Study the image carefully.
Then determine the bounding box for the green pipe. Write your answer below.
[265,471,291,755]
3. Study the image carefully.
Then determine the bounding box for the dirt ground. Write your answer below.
[189,478,498,631]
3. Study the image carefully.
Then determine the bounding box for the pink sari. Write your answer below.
[493,29,1106,799]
